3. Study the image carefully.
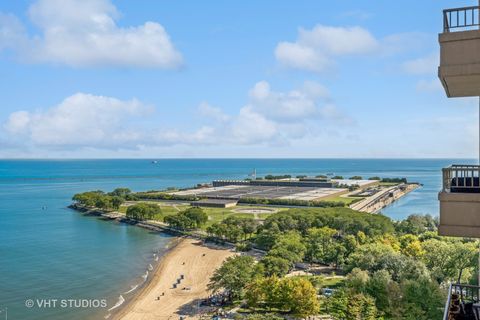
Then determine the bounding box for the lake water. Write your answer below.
[0,158,472,319]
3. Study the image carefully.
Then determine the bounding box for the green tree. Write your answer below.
[306,227,337,264]
[164,213,193,230]
[111,196,124,210]
[345,268,370,293]
[109,188,132,198]
[421,238,477,283]
[267,231,306,266]
[208,255,261,300]
[260,256,291,277]
[279,277,320,317]
[126,203,161,220]
[400,277,444,320]
[182,207,208,228]
[328,290,378,320]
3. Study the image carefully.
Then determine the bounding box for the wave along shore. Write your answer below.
[111,238,234,320]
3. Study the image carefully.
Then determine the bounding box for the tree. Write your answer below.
[164,213,193,230]
[72,191,108,208]
[306,227,337,264]
[255,229,278,250]
[345,268,370,293]
[260,256,291,277]
[400,277,444,320]
[208,256,262,300]
[109,188,132,198]
[267,231,306,266]
[279,277,320,317]
[246,276,282,311]
[349,176,363,180]
[164,207,208,230]
[183,207,208,227]
[395,214,437,235]
[111,196,124,210]
[246,277,320,317]
[366,269,396,317]
[347,243,430,282]
[421,238,477,283]
[399,234,424,258]
[126,203,161,220]
[327,289,378,320]
[95,195,112,210]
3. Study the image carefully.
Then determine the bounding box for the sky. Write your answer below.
[0,0,478,158]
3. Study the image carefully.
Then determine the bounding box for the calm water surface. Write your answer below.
[0,159,473,319]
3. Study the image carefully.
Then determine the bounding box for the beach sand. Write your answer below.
[114,238,234,320]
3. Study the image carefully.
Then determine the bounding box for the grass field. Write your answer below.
[379,182,400,187]
[118,201,280,229]
[322,195,363,205]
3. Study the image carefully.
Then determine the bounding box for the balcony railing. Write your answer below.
[444,283,480,320]
[442,165,480,193]
[444,6,480,32]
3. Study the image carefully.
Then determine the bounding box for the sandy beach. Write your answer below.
[113,238,234,320]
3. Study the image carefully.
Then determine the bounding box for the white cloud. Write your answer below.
[0,13,27,51]
[198,102,230,122]
[275,25,434,74]
[230,107,278,144]
[4,93,152,147]
[247,80,347,124]
[0,0,182,68]
[2,82,352,152]
[402,53,439,75]
[275,25,379,73]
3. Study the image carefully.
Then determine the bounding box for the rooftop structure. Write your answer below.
[212,178,336,188]
[190,199,238,208]
[173,184,347,201]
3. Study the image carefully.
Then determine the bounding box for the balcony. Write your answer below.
[439,165,480,237]
[439,6,480,97]
[443,283,480,320]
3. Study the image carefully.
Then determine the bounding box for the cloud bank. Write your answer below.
[2,81,352,152]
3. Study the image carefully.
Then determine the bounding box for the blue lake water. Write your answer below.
[0,158,474,319]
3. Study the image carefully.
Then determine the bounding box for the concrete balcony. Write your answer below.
[439,165,480,237]
[439,6,480,97]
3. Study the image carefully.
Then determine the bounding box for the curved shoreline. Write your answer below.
[111,238,234,320]
[106,236,186,320]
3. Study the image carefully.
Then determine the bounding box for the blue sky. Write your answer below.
[0,0,477,158]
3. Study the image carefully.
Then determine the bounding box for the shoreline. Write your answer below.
[111,238,234,320]
[104,236,185,320]
[349,183,420,214]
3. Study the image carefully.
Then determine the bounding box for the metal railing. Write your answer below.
[442,164,480,192]
[444,283,480,320]
[444,6,480,32]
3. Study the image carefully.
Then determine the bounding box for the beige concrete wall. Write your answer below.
[439,30,480,97]
[439,191,480,237]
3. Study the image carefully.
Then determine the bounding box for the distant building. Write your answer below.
[212,178,336,188]
[190,199,238,208]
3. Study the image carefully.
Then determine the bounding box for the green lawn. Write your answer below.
[322,276,345,288]
[379,182,400,187]
[291,275,345,289]
[322,195,363,205]
[119,202,278,228]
